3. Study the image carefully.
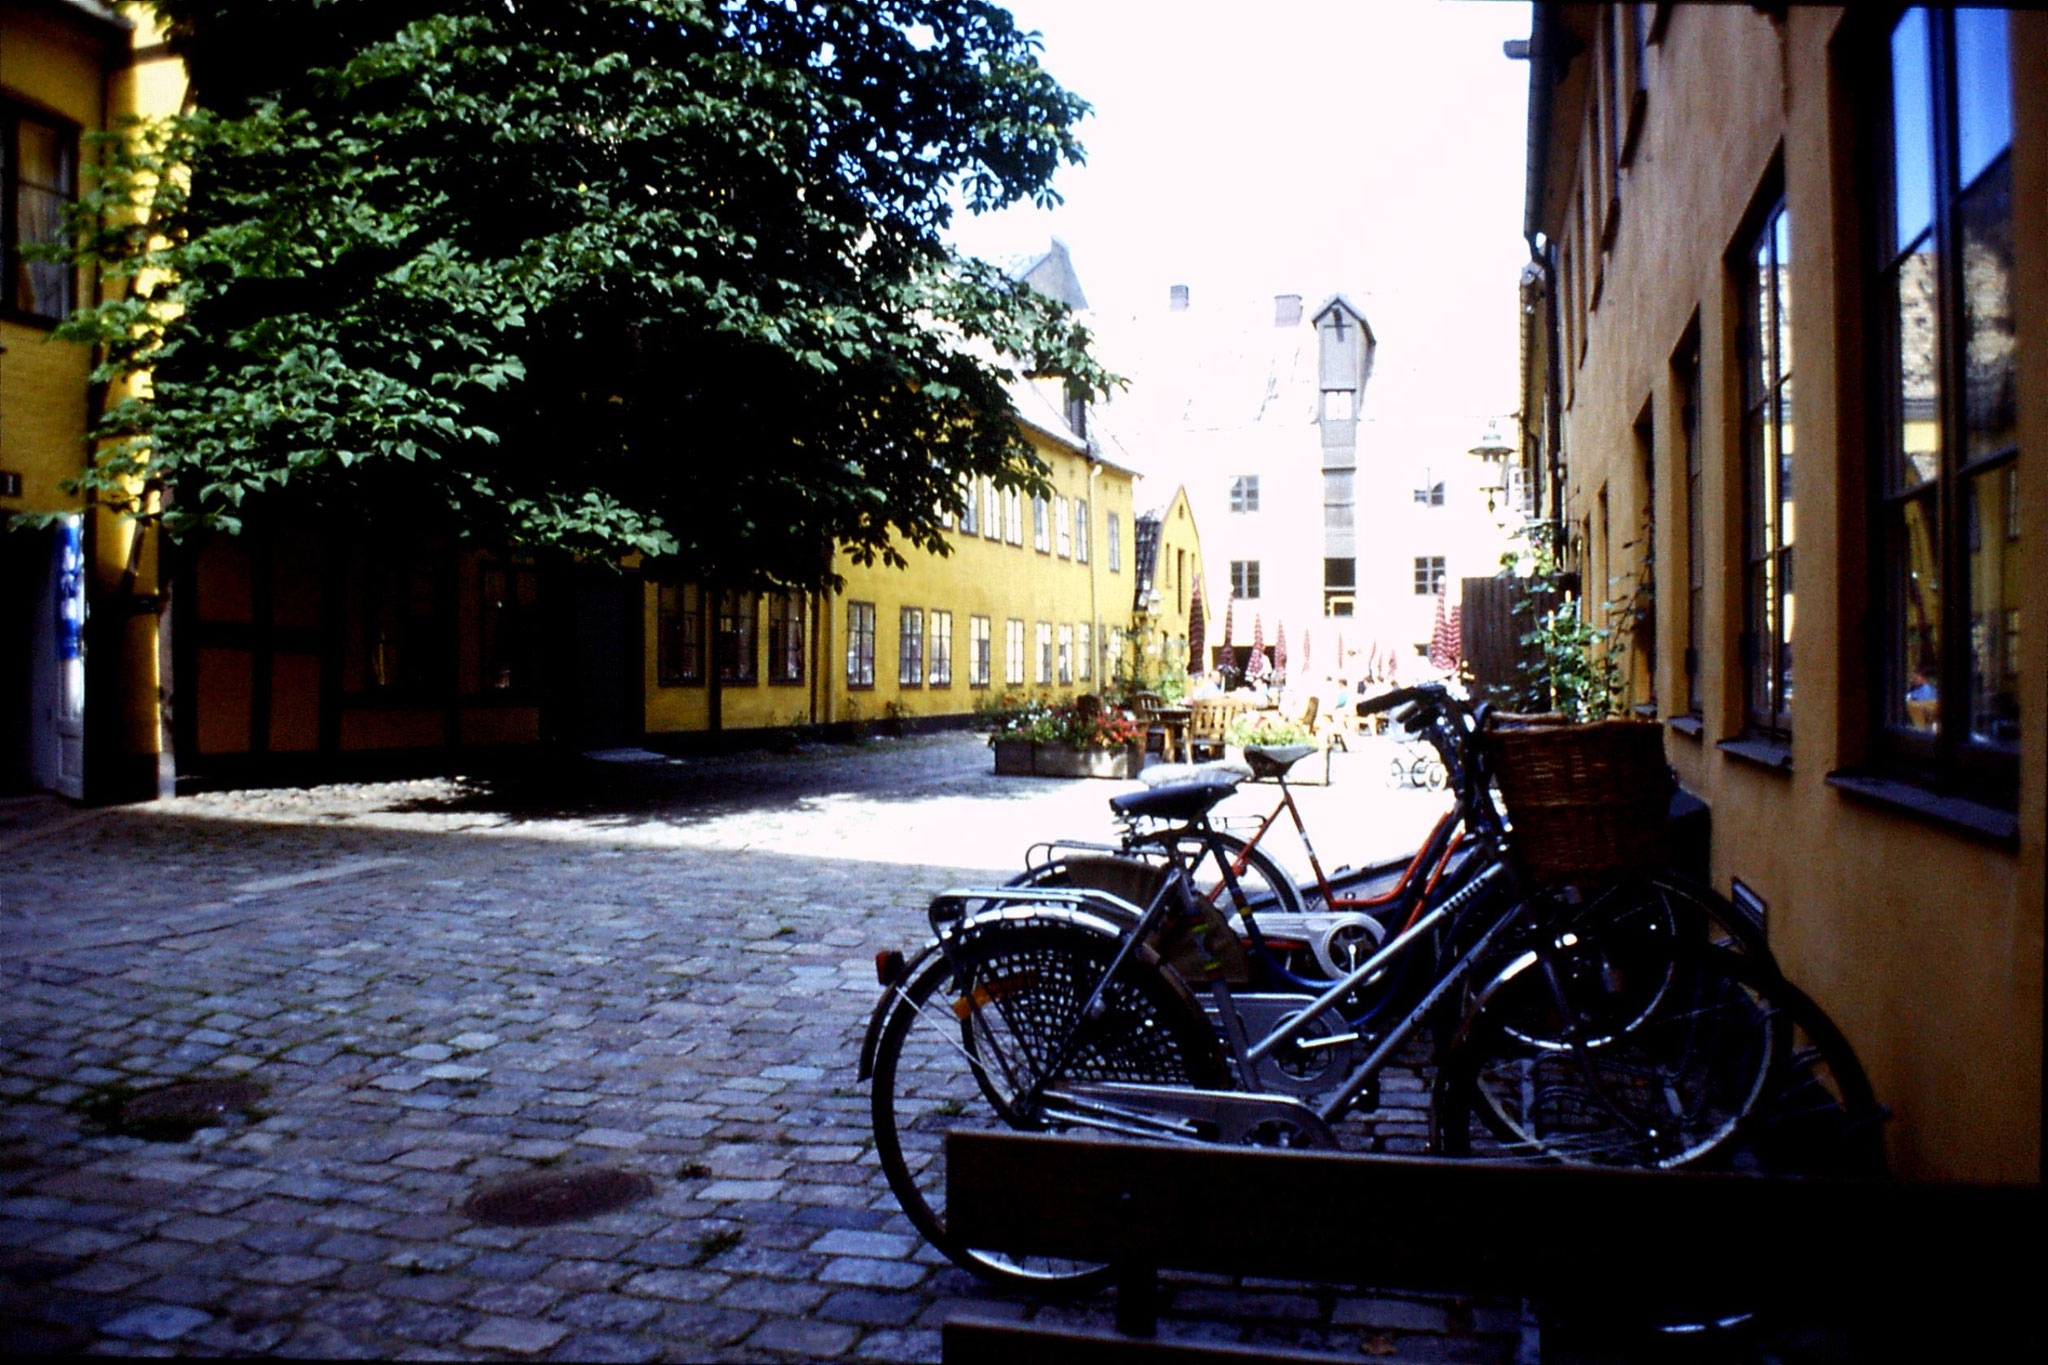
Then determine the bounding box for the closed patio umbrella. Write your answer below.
[1186,581,1207,676]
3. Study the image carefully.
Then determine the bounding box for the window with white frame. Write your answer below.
[929,610,953,686]
[1033,495,1050,552]
[899,607,924,686]
[1229,476,1259,513]
[1057,625,1073,683]
[1074,499,1089,563]
[1107,512,1122,571]
[1230,560,1260,599]
[1413,556,1446,596]
[1077,622,1092,681]
[970,614,992,687]
[1036,622,1053,684]
[1005,618,1025,685]
[1004,488,1023,545]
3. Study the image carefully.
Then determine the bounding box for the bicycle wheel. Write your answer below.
[1385,758,1409,788]
[1137,828,1308,926]
[1461,872,1776,1054]
[1709,969,1888,1179]
[1424,759,1449,791]
[868,917,1228,1292]
[1434,943,1778,1169]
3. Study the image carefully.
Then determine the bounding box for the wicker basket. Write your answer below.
[1486,715,1673,884]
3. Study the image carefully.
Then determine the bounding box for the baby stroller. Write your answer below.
[1384,735,1447,790]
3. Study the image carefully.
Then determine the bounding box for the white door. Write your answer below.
[50,516,86,800]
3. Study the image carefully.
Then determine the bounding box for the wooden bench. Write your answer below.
[942,1131,2042,1362]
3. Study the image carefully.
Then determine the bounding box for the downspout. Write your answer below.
[1087,458,1102,691]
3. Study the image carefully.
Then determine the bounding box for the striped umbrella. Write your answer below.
[1275,621,1288,679]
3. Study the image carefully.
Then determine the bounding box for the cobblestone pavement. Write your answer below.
[0,734,1539,1361]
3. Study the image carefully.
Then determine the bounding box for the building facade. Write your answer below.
[643,382,1141,741]
[2,0,183,802]
[1516,4,2044,1180]
[1097,288,1517,687]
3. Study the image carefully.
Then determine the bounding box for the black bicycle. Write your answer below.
[859,685,1886,1291]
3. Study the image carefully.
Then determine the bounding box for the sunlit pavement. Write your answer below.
[1,733,1535,1362]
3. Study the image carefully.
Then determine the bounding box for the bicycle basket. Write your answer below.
[1485,715,1674,884]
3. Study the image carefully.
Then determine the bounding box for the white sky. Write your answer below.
[946,0,1535,434]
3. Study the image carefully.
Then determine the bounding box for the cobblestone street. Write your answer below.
[1,733,1530,1362]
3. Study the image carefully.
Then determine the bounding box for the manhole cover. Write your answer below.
[103,1078,267,1140]
[462,1166,656,1227]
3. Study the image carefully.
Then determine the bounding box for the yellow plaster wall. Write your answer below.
[644,429,1140,737]
[1535,5,2045,1180]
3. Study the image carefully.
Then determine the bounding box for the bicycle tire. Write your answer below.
[868,917,1228,1292]
[1386,758,1409,789]
[1434,942,1780,1169]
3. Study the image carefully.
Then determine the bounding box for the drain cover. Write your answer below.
[462,1166,656,1227]
[111,1079,267,1139]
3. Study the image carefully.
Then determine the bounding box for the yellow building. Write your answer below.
[643,378,1143,743]
[1516,5,2044,1180]
[2,0,182,801]
[1126,484,1210,691]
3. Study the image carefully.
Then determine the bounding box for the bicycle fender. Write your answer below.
[853,903,1135,1083]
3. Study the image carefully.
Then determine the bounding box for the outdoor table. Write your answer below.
[1153,705,1191,764]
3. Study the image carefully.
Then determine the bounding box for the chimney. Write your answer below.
[1169,283,1190,312]
[1274,294,1303,327]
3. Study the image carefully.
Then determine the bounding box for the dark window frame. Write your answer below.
[717,590,759,685]
[767,590,805,685]
[1865,6,2019,801]
[657,582,706,687]
[845,600,876,690]
[1738,189,1793,739]
[1413,556,1446,597]
[3,104,80,325]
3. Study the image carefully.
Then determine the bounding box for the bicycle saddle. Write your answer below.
[1108,771,1239,821]
[1243,744,1317,780]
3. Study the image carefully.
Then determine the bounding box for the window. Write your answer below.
[657,582,705,686]
[4,109,78,322]
[479,561,539,693]
[1064,381,1089,440]
[1074,498,1089,563]
[1229,476,1260,513]
[1077,622,1092,681]
[969,615,992,687]
[1230,560,1260,600]
[1004,488,1023,545]
[1413,556,1446,596]
[1325,557,1356,617]
[1054,496,1071,557]
[846,601,876,688]
[357,550,446,696]
[1321,389,1355,422]
[1679,328,1704,716]
[1107,512,1122,572]
[1036,622,1053,684]
[768,591,805,684]
[929,610,953,687]
[1005,618,1025,685]
[1057,624,1073,684]
[959,476,979,536]
[899,607,924,686]
[983,478,1001,540]
[1876,8,2019,782]
[1740,196,1793,737]
[717,591,758,684]
[1033,495,1050,552]
[1413,473,1446,506]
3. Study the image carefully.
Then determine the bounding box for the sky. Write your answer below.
[944,0,1536,438]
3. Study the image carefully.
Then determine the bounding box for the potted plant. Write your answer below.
[984,695,1145,778]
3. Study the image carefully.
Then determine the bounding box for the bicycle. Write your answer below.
[860,685,1876,1290]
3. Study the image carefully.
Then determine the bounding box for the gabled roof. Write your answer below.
[1313,294,1378,347]
[1003,238,1090,311]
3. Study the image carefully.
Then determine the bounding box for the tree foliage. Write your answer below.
[62,0,1111,588]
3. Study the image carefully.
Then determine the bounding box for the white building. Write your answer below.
[1092,286,1520,685]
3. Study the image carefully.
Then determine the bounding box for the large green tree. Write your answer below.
[63,0,1109,588]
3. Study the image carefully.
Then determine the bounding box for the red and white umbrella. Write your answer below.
[1428,591,1462,674]
[1275,621,1288,678]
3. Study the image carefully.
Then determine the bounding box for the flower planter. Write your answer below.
[991,737,1036,776]
[1033,740,1144,779]
[991,739,1143,779]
